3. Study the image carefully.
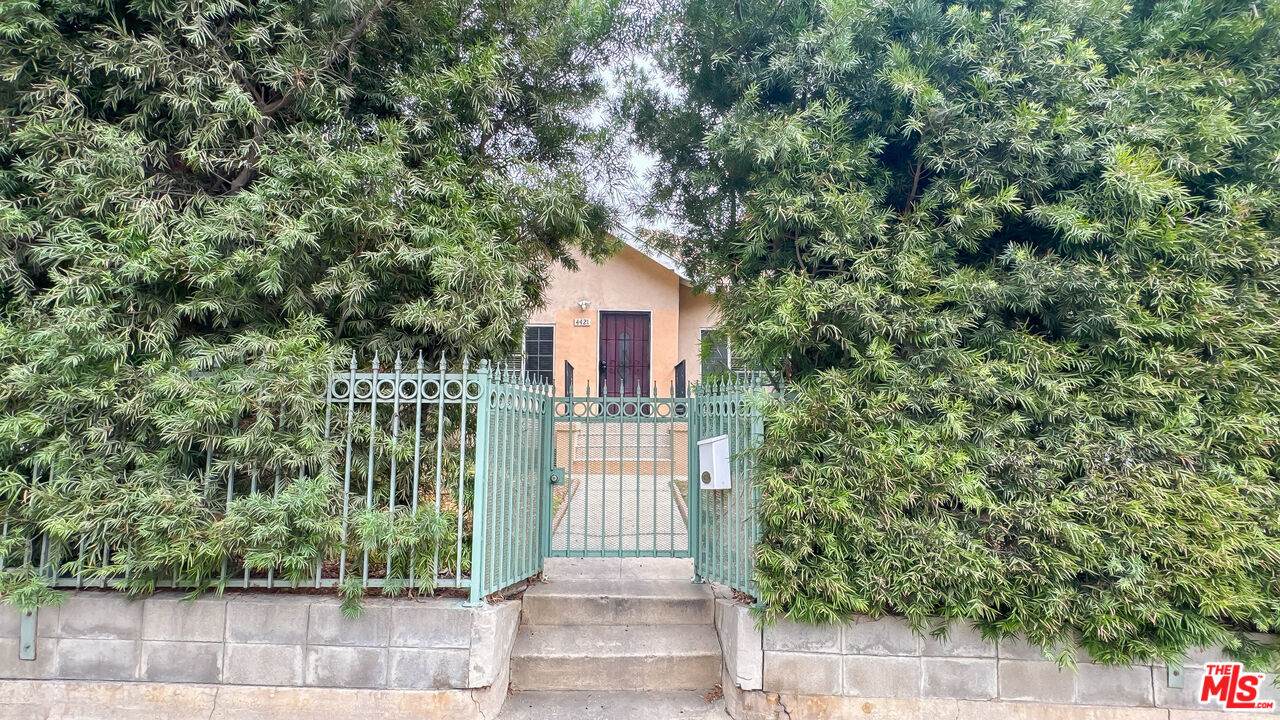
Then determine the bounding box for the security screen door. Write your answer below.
[598,311,651,398]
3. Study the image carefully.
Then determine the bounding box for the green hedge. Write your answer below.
[632,0,1280,666]
[756,369,1280,666]
[0,0,622,606]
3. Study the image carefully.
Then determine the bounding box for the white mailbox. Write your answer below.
[697,435,731,490]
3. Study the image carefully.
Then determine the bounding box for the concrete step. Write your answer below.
[522,579,713,626]
[574,435,675,445]
[574,428,676,445]
[569,453,676,463]
[499,691,730,719]
[542,557,693,581]
[510,624,721,691]
[576,425,680,438]
[575,430,675,442]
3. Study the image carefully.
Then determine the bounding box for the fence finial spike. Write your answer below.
[585,380,591,396]
[417,351,424,371]
[394,352,403,372]
[372,351,380,372]
[349,351,357,370]
[439,351,447,372]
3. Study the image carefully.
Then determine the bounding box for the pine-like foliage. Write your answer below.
[0,0,623,602]
[632,0,1280,665]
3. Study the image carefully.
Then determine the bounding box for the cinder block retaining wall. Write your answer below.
[4,590,1271,719]
[714,598,1268,720]
[0,592,519,719]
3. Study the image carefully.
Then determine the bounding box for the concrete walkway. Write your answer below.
[498,691,730,719]
[550,473,688,554]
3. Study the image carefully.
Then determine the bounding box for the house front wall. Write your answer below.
[529,244,719,396]
[677,283,718,386]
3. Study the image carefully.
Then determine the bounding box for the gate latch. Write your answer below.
[549,467,566,486]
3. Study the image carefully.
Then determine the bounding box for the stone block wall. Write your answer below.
[0,592,520,719]
[714,598,1271,719]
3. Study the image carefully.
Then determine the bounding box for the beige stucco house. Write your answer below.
[518,234,726,398]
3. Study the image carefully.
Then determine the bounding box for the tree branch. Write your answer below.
[221,0,392,195]
[325,0,393,74]
[476,115,508,157]
[905,160,924,213]
[224,118,269,194]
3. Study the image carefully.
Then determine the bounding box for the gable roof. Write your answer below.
[615,227,689,282]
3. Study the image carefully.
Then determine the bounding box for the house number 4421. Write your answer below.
[574,318,591,327]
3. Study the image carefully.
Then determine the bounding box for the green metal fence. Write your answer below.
[2,356,764,603]
[690,374,765,595]
[2,354,549,604]
[326,353,484,595]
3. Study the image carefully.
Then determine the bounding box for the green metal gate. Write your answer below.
[470,369,554,602]
[547,395,693,557]
[473,372,766,596]
[540,375,764,595]
[689,375,765,595]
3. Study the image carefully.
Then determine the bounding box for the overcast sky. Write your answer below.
[588,56,678,234]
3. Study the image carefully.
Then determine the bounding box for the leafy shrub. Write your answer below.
[633,0,1280,666]
[0,0,623,604]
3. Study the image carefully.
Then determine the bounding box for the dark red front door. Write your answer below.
[599,312,651,397]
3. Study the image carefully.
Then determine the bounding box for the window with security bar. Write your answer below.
[522,325,554,383]
[700,328,731,376]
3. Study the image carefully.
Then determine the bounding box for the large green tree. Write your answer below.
[632,0,1280,664]
[0,0,622,603]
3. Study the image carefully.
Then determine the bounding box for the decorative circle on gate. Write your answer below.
[466,381,483,401]
[353,378,374,400]
[422,379,441,399]
[443,379,463,400]
[376,378,396,400]
[399,379,418,400]
[330,379,350,400]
